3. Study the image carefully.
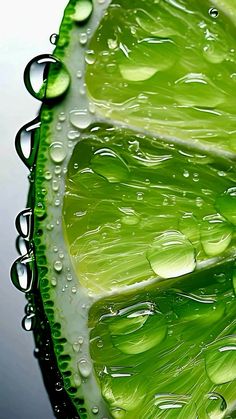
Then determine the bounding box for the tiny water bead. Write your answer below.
[91,406,99,415]
[204,336,236,384]
[209,7,219,18]
[215,187,236,225]
[11,252,36,293]
[22,313,36,331]
[15,118,40,168]
[24,54,70,101]
[147,231,196,279]
[15,209,33,240]
[72,0,93,23]
[50,33,58,45]
[70,109,92,129]
[49,142,67,164]
[91,148,130,183]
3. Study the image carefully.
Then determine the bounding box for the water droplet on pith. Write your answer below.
[205,336,236,384]
[54,260,63,272]
[24,54,70,101]
[80,33,88,45]
[70,109,92,129]
[91,148,130,183]
[78,358,92,378]
[67,130,80,140]
[92,406,99,415]
[85,50,96,65]
[49,142,67,163]
[147,231,196,279]
[73,0,93,23]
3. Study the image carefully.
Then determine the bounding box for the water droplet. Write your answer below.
[44,170,52,180]
[50,33,58,45]
[54,260,63,272]
[209,7,219,18]
[73,373,81,387]
[67,130,80,140]
[85,50,96,65]
[15,118,40,168]
[147,231,196,279]
[79,32,88,45]
[16,236,29,255]
[22,313,36,331]
[71,286,77,294]
[67,273,73,281]
[154,393,190,410]
[205,336,236,384]
[203,41,227,64]
[49,142,67,164]
[78,358,92,378]
[24,54,70,101]
[109,302,167,354]
[15,209,32,240]
[92,406,99,415]
[205,392,227,418]
[73,341,81,352]
[35,202,46,219]
[73,0,93,23]
[52,179,59,192]
[91,148,130,183]
[215,187,236,225]
[110,408,126,418]
[51,277,57,287]
[11,252,36,292]
[200,215,232,256]
[55,382,63,392]
[54,165,62,175]
[70,109,92,129]
[108,38,118,50]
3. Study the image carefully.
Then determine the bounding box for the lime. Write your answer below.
[12,0,236,418]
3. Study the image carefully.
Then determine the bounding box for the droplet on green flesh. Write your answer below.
[146,230,196,279]
[215,187,236,225]
[205,336,236,384]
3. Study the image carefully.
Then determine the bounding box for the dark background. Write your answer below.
[0,1,67,418]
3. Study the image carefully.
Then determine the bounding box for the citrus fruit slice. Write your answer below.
[12,0,236,418]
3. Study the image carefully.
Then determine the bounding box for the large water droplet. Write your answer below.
[91,148,130,183]
[154,393,190,411]
[15,209,33,240]
[70,109,92,129]
[205,392,227,418]
[110,407,126,418]
[11,252,36,293]
[49,142,67,164]
[24,54,70,101]
[204,336,236,384]
[109,302,167,354]
[73,0,93,23]
[215,188,236,225]
[200,215,232,256]
[147,231,196,279]
[15,118,40,168]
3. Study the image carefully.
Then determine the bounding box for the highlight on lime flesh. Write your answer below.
[12,0,236,418]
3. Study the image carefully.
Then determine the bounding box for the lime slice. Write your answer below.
[12,0,236,418]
